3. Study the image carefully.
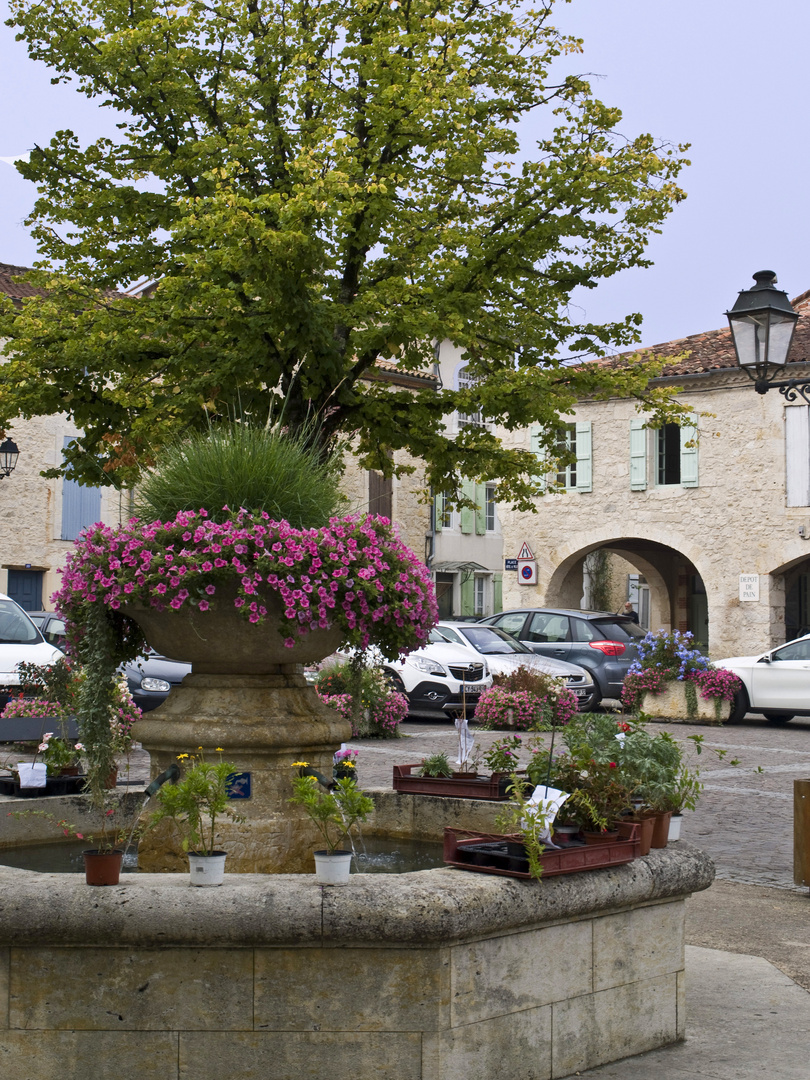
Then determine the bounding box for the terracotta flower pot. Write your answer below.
[82,849,123,886]
[627,815,655,856]
[650,811,672,848]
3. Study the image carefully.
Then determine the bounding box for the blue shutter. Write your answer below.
[61,438,102,541]
[629,419,647,490]
[680,422,699,488]
[575,421,592,492]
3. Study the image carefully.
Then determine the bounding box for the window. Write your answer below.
[630,419,698,490]
[485,485,497,531]
[456,364,484,428]
[435,492,455,530]
[474,576,486,617]
[527,612,571,644]
[555,425,577,488]
[530,421,592,493]
[61,437,102,541]
[785,406,810,506]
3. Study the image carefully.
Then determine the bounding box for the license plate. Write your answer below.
[572,689,586,697]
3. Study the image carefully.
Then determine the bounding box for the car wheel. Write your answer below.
[726,685,749,724]
[763,711,794,724]
[384,669,406,694]
[578,673,602,712]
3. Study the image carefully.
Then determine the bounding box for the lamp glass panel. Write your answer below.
[729,315,760,367]
[767,313,797,368]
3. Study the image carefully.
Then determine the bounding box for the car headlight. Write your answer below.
[409,656,447,676]
[140,677,171,692]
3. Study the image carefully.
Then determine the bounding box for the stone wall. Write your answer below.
[498,370,810,658]
[0,845,713,1080]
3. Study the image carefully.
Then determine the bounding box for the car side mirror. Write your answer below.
[757,655,771,664]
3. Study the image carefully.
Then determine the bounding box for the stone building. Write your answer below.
[498,285,810,660]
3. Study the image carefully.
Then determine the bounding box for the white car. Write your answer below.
[384,628,493,720]
[0,594,64,711]
[714,634,810,723]
[436,622,597,710]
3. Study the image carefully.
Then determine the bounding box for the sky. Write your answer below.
[0,0,809,350]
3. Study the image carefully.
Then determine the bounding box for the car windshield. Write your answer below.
[428,628,452,644]
[457,626,530,655]
[0,600,43,645]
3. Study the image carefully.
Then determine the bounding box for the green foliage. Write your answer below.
[584,549,613,612]
[418,752,452,778]
[148,751,245,855]
[16,657,77,711]
[494,777,555,880]
[289,774,375,853]
[1,0,690,504]
[134,422,348,526]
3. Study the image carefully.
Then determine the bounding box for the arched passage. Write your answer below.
[544,537,710,646]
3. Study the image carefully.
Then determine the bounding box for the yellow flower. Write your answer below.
[215,747,224,752]
[291,761,310,768]
[177,753,189,760]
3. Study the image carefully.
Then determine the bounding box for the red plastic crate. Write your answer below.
[392,764,516,800]
[443,821,641,879]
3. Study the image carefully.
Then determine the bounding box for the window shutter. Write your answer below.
[575,421,592,492]
[530,425,547,492]
[460,574,475,616]
[474,483,486,535]
[629,419,647,490]
[493,572,503,614]
[460,479,475,534]
[368,470,393,519]
[679,422,699,488]
[785,406,810,506]
[61,438,102,541]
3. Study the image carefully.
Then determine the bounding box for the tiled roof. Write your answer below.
[0,262,45,302]
[597,289,810,379]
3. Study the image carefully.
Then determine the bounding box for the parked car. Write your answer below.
[476,608,645,709]
[714,634,810,723]
[26,611,68,650]
[435,621,597,709]
[0,596,65,712]
[381,628,494,720]
[123,649,192,712]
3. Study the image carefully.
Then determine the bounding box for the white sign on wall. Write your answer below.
[739,574,760,602]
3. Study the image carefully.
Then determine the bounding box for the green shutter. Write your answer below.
[460,478,475,534]
[680,422,699,488]
[460,574,474,616]
[530,425,547,492]
[575,421,592,492]
[629,419,647,490]
[474,483,486,535]
[493,572,503,614]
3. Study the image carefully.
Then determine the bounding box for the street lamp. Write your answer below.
[0,438,19,479]
[726,270,802,397]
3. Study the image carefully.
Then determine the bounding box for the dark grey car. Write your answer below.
[477,608,645,709]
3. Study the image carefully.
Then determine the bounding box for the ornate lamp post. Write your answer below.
[726,270,803,398]
[0,437,19,479]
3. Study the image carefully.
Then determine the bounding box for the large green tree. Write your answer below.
[0,0,690,506]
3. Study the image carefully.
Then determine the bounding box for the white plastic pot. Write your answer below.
[668,814,683,842]
[17,762,48,788]
[314,850,353,886]
[188,852,227,886]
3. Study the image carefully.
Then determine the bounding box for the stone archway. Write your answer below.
[542,535,710,646]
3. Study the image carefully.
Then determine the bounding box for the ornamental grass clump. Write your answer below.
[134,421,348,528]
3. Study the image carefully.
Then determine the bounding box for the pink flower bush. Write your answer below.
[316,686,408,739]
[474,685,578,731]
[54,511,437,663]
[690,667,741,702]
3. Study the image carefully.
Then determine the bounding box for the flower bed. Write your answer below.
[474,683,578,730]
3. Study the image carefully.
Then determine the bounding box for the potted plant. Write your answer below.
[482,735,524,777]
[493,779,556,879]
[146,749,245,885]
[474,666,579,730]
[333,746,359,781]
[418,752,452,778]
[288,772,375,885]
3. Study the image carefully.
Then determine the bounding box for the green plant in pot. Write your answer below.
[494,777,556,880]
[418,752,452,778]
[146,749,245,885]
[482,735,524,775]
[289,773,375,885]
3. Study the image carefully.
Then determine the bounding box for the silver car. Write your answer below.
[436,622,597,710]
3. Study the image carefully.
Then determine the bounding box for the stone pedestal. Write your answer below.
[135,672,351,873]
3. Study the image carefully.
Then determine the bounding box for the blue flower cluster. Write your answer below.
[627,629,709,682]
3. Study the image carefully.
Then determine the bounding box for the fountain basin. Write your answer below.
[0,843,713,1080]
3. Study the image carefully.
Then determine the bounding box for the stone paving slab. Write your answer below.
[557,945,810,1080]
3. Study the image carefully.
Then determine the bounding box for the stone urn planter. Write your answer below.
[640,681,731,724]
